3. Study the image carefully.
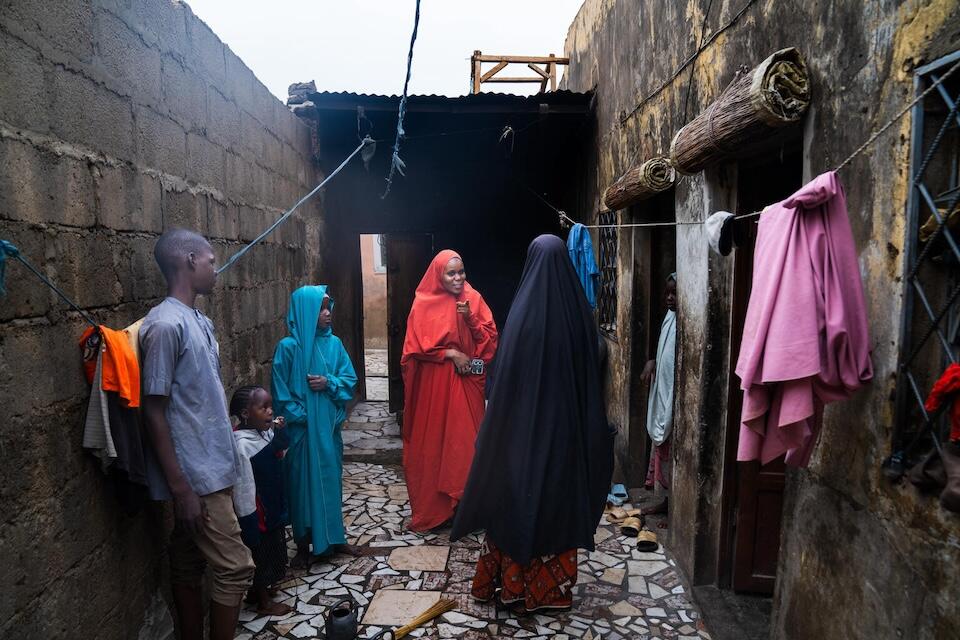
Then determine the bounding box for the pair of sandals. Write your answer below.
[606,504,659,552]
[618,516,659,552]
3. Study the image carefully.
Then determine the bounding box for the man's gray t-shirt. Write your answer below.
[141,297,239,500]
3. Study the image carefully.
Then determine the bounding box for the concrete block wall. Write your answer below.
[0,1,324,637]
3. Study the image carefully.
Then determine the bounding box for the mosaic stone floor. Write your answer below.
[364,349,389,402]
[365,349,389,378]
[235,403,711,640]
[341,402,402,465]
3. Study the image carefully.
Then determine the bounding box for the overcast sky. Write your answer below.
[184,0,586,100]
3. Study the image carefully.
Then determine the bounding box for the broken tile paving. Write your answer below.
[235,401,711,639]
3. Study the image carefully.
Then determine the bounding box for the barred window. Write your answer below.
[891,51,960,468]
[597,209,618,334]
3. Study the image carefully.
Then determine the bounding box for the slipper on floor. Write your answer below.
[620,516,643,537]
[606,483,629,507]
[606,507,640,524]
[637,529,659,552]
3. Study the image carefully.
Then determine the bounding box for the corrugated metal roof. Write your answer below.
[301,89,593,114]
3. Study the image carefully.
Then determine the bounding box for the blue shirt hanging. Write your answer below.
[566,223,600,309]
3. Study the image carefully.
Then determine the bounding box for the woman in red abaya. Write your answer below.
[401,250,498,532]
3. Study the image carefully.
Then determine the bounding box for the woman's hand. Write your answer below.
[307,375,328,391]
[640,359,656,385]
[456,300,472,321]
[445,349,471,375]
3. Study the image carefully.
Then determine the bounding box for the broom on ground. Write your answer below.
[392,598,457,638]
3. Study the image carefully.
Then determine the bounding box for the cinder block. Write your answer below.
[134,104,187,176]
[251,79,278,133]
[0,30,50,134]
[118,235,165,302]
[94,10,162,104]
[238,111,266,164]
[96,0,189,61]
[159,54,207,128]
[0,137,96,227]
[0,221,51,321]
[290,124,314,161]
[48,231,124,310]
[51,66,135,161]
[261,134,283,177]
[206,85,241,151]
[185,13,225,86]
[224,47,256,109]
[0,0,95,64]
[94,165,163,232]
[161,187,206,233]
[0,320,92,417]
[238,204,267,244]
[225,150,259,204]
[185,132,225,189]
[207,197,240,241]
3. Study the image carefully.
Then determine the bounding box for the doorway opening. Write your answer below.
[360,234,390,402]
[623,190,677,492]
[721,147,803,596]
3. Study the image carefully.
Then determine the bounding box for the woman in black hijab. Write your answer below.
[451,234,613,613]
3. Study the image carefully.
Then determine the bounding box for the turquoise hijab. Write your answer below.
[287,285,333,371]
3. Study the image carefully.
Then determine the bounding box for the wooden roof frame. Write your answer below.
[470,51,570,94]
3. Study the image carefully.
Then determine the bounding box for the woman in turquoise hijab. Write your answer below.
[272,285,357,567]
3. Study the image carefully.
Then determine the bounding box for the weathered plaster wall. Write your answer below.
[564,0,960,637]
[0,1,323,637]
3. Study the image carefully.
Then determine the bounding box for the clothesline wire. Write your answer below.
[381,0,422,199]
[217,137,373,274]
[535,57,960,231]
[0,240,99,328]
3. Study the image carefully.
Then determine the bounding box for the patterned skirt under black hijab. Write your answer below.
[251,527,288,589]
[471,538,578,612]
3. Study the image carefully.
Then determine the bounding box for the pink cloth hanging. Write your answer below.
[736,171,873,467]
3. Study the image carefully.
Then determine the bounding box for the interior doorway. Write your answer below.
[720,147,803,595]
[626,190,677,489]
[359,234,389,402]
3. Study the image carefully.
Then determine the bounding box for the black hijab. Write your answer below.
[451,234,613,564]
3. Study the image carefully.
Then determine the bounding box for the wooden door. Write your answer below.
[727,150,801,594]
[385,234,435,417]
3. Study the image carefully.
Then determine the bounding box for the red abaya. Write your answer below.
[401,250,498,531]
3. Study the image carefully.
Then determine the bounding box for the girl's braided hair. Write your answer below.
[229,385,264,421]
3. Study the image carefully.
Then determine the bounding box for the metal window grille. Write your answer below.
[892,50,960,464]
[597,210,618,334]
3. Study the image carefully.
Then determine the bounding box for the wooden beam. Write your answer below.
[527,63,550,80]
[474,54,570,64]
[548,54,557,92]
[480,61,509,83]
[484,76,550,83]
[472,50,482,94]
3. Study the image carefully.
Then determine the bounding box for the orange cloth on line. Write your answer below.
[80,326,141,408]
[401,250,499,531]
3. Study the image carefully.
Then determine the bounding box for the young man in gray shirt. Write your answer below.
[141,229,254,640]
